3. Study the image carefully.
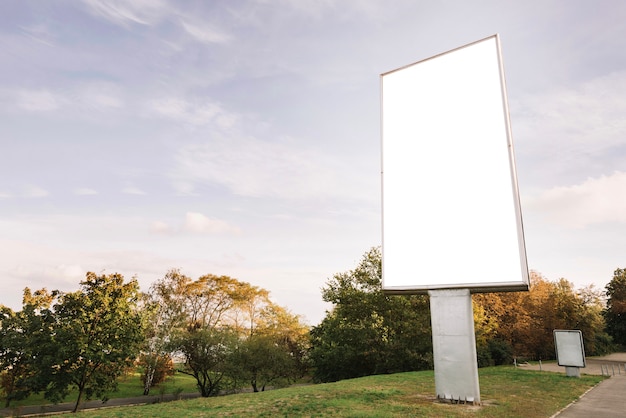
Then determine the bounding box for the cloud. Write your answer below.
[151,221,173,234]
[183,212,241,235]
[172,132,374,202]
[23,185,49,198]
[80,0,170,27]
[147,97,238,129]
[75,81,124,110]
[19,24,56,47]
[151,213,241,235]
[514,71,626,157]
[11,82,124,116]
[122,185,147,195]
[16,89,64,112]
[160,95,376,202]
[525,171,626,228]
[180,19,231,44]
[74,187,98,196]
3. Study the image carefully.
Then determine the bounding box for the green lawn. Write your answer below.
[6,371,199,408]
[74,367,604,418]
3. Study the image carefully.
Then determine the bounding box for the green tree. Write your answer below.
[0,289,57,407]
[140,269,190,395]
[230,334,294,392]
[230,304,309,392]
[605,268,626,347]
[150,271,309,397]
[310,248,432,382]
[172,326,238,397]
[257,303,310,380]
[45,272,145,413]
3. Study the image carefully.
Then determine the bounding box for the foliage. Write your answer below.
[310,247,432,383]
[44,272,145,412]
[171,326,238,397]
[150,270,309,396]
[473,272,613,361]
[604,268,626,347]
[139,270,190,395]
[0,289,57,407]
[138,354,175,390]
[230,334,294,392]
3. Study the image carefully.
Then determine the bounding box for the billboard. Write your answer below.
[381,34,529,293]
[554,330,586,368]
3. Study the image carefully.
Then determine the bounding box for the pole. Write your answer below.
[429,289,481,404]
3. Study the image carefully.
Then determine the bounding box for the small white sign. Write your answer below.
[554,330,586,368]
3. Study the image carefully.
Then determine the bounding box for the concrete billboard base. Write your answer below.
[429,289,481,405]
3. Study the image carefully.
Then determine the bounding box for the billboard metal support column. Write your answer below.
[429,288,480,405]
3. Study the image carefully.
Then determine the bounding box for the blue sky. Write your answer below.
[1,0,625,324]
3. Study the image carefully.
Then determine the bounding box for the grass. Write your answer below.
[73,367,604,417]
[6,371,199,408]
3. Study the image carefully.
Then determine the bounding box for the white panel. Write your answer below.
[554,330,586,368]
[381,34,529,292]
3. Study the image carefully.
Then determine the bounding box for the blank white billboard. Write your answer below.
[381,34,529,293]
[554,330,586,368]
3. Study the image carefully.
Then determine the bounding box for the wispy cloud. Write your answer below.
[75,81,125,110]
[515,71,626,157]
[80,0,170,27]
[23,185,49,198]
[74,187,98,196]
[19,24,56,47]
[180,19,231,44]
[183,212,241,235]
[122,185,147,195]
[11,82,124,116]
[526,171,626,228]
[172,122,375,202]
[147,97,237,128]
[151,212,241,235]
[16,89,64,112]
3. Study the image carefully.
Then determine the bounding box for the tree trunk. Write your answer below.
[143,365,156,395]
[73,384,85,413]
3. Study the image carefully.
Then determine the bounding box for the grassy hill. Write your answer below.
[75,367,603,417]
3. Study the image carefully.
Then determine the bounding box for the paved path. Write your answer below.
[553,374,626,418]
[519,354,626,417]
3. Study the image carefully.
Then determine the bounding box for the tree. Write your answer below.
[257,303,310,380]
[473,272,612,361]
[310,247,432,382]
[138,353,174,391]
[172,326,238,397]
[605,268,626,346]
[149,271,310,396]
[230,334,293,392]
[230,304,309,392]
[0,289,57,407]
[139,269,190,395]
[45,272,145,413]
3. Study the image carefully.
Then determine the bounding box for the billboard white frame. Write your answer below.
[381,34,529,294]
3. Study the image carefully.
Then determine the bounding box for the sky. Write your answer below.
[1,0,625,325]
